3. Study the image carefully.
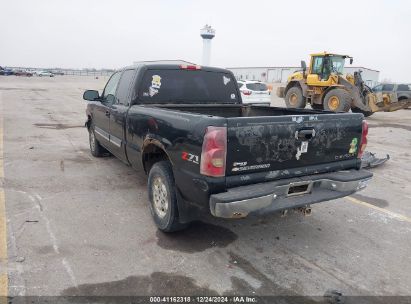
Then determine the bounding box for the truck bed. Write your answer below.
[153,104,322,118]
[151,103,364,180]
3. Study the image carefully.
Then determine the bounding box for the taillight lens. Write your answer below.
[242,90,252,96]
[358,120,368,158]
[200,126,227,177]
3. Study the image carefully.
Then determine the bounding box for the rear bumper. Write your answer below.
[241,96,271,105]
[210,169,372,218]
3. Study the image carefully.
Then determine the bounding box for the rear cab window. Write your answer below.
[138,69,239,104]
[246,82,268,91]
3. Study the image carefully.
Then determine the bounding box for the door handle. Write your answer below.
[295,128,316,140]
[105,111,110,117]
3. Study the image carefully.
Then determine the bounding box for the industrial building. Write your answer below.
[227,66,380,87]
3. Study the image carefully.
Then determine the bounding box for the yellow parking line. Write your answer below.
[347,196,411,224]
[0,94,7,300]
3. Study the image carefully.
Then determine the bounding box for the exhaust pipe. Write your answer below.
[296,205,312,216]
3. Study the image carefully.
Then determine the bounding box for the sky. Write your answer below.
[1,0,410,82]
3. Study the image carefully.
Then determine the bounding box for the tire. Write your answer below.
[285,86,306,108]
[352,107,374,117]
[89,123,105,157]
[148,161,187,232]
[323,89,352,112]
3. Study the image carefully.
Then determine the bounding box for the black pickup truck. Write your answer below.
[83,62,372,232]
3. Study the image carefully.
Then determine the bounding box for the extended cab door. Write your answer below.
[93,72,122,147]
[108,69,136,163]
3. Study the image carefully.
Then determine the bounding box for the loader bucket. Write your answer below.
[383,98,411,112]
[374,92,411,112]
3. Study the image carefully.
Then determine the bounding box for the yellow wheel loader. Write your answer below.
[277,52,411,116]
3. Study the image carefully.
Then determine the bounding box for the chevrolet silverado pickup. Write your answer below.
[83,62,372,232]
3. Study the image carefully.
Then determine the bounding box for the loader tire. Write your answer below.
[323,89,351,112]
[285,87,306,109]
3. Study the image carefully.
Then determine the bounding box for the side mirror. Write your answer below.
[350,58,353,65]
[301,60,307,72]
[83,90,100,101]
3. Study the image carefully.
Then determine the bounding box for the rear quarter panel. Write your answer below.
[125,105,227,207]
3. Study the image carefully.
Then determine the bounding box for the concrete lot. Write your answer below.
[0,76,410,298]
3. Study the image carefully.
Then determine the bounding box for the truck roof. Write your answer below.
[123,61,231,74]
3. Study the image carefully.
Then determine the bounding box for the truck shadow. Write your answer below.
[156,221,238,253]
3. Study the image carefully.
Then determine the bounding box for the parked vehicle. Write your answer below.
[83,62,372,232]
[373,83,411,102]
[0,66,13,76]
[237,80,271,106]
[37,71,54,77]
[0,67,14,76]
[13,69,33,77]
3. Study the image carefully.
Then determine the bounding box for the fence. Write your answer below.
[6,67,114,77]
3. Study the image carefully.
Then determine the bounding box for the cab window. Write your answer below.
[382,84,394,91]
[311,57,323,75]
[373,84,382,92]
[116,70,136,105]
[102,72,122,103]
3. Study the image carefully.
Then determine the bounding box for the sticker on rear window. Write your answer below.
[230,93,235,99]
[223,76,231,85]
[148,75,162,97]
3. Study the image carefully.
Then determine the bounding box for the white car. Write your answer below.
[237,80,271,105]
[37,71,54,77]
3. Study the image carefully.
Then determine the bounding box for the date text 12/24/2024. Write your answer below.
[149,296,258,303]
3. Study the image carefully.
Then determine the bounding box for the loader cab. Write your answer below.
[307,53,350,86]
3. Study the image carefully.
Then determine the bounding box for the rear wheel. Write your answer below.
[148,161,188,232]
[323,89,352,112]
[285,87,306,108]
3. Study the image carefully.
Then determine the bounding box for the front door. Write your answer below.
[94,71,122,149]
[108,69,136,162]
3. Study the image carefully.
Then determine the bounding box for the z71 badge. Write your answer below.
[182,152,199,164]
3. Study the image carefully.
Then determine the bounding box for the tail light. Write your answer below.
[200,126,227,177]
[180,64,201,70]
[358,120,368,158]
[242,90,252,96]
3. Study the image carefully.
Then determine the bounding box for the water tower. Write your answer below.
[200,25,215,66]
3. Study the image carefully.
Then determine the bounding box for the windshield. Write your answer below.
[329,56,345,74]
[139,69,240,104]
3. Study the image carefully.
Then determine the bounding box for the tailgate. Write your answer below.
[226,113,364,175]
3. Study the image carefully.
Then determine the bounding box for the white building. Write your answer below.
[227,66,380,88]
